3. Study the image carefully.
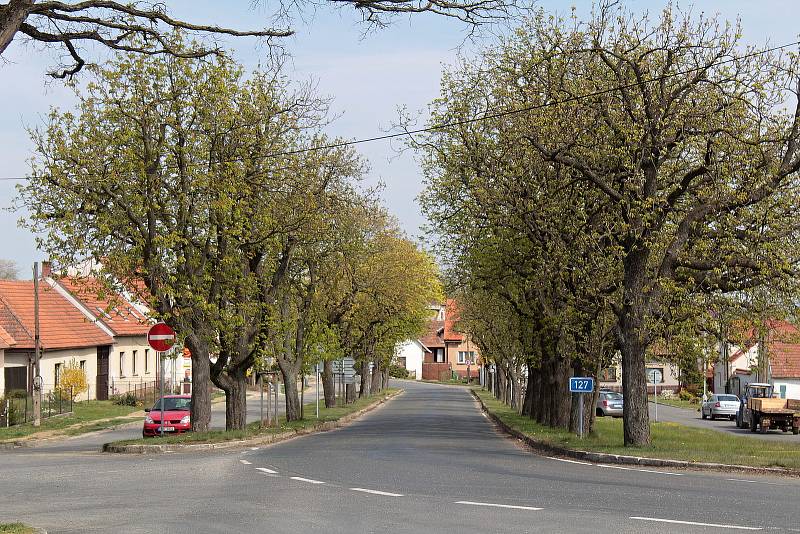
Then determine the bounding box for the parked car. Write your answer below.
[143,394,192,438]
[596,391,624,417]
[701,394,740,421]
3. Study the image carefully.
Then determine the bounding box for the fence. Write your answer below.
[0,386,75,428]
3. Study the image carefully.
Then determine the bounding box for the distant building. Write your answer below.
[395,299,481,381]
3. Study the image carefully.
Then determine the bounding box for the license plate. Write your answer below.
[157,426,175,432]
[612,404,622,409]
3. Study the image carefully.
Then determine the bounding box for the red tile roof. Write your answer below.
[765,321,800,379]
[0,280,113,351]
[0,325,14,349]
[56,276,151,336]
[420,320,445,348]
[443,298,464,342]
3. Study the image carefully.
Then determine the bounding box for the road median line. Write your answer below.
[455,501,542,511]
[471,389,800,477]
[630,516,763,530]
[102,388,403,454]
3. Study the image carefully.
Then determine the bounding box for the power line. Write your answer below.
[2,38,799,182]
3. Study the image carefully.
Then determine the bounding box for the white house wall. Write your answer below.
[395,340,424,381]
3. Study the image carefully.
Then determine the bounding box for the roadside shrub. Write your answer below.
[58,358,88,400]
[388,364,409,379]
[0,395,26,425]
[678,389,697,402]
[112,391,140,407]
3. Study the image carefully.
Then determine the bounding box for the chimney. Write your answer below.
[41,261,52,278]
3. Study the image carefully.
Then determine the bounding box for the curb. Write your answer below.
[103,389,403,454]
[471,389,799,477]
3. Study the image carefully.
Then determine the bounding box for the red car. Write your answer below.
[143,395,192,437]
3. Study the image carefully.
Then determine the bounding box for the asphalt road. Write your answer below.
[648,401,800,442]
[2,380,799,533]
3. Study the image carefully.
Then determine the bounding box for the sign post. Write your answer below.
[147,323,176,438]
[569,377,595,439]
[647,368,663,423]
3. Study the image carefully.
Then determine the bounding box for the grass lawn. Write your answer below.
[650,395,700,411]
[0,523,36,533]
[0,401,140,442]
[111,388,400,446]
[474,388,800,469]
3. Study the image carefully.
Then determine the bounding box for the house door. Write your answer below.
[4,367,27,393]
[96,346,110,400]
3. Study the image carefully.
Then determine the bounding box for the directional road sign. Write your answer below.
[569,377,594,393]
[147,323,176,352]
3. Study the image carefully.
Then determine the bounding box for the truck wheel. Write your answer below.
[793,427,799,435]
[750,416,757,433]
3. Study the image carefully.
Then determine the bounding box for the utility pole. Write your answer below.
[32,262,42,427]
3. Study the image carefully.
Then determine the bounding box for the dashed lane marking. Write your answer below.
[455,501,542,511]
[256,467,278,474]
[630,516,762,530]
[239,460,252,465]
[250,447,260,451]
[598,464,684,476]
[350,488,404,497]
[290,476,325,484]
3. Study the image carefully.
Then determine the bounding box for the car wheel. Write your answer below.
[596,408,603,417]
[701,411,707,420]
[730,415,735,421]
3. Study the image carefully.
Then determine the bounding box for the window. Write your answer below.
[132,350,137,376]
[54,362,62,385]
[600,367,617,381]
[119,352,125,377]
[458,351,476,364]
[79,360,86,371]
[434,348,445,363]
[145,349,150,374]
[458,351,465,364]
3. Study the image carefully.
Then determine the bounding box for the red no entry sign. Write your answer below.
[147,323,176,352]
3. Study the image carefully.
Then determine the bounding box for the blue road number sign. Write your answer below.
[569,377,594,393]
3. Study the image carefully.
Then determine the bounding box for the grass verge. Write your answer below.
[0,401,140,442]
[110,388,400,446]
[0,523,36,534]
[474,387,800,469]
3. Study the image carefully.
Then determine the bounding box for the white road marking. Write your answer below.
[598,464,683,476]
[546,456,592,465]
[256,468,278,474]
[350,487,404,497]
[725,478,782,486]
[455,501,542,511]
[239,460,252,465]
[290,476,325,484]
[250,447,260,451]
[630,516,762,530]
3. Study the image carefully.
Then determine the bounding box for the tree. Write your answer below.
[418,4,800,446]
[0,259,18,279]
[0,0,517,78]
[57,358,88,400]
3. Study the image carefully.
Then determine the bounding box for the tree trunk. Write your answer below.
[371,358,382,394]
[359,360,371,398]
[521,362,535,417]
[382,368,389,390]
[346,382,356,402]
[618,248,652,446]
[322,360,335,408]
[278,363,301,421]
[184,333,211,432]
[0,1,33,56]
[223,371,247,430]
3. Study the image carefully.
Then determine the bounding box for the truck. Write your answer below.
[735,383,800,434]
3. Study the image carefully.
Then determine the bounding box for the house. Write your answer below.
[599,358,682,394]
[396,299,482,381]
[0,279,114,399]
[714,320,800,399]
[45,266,157,399]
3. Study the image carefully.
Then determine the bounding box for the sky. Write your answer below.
[1,0,798,279]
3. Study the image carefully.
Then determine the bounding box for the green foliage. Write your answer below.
[387,364,409,379]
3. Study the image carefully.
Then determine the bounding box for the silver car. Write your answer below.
[701,394,740,420]
[597,391,624,417]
